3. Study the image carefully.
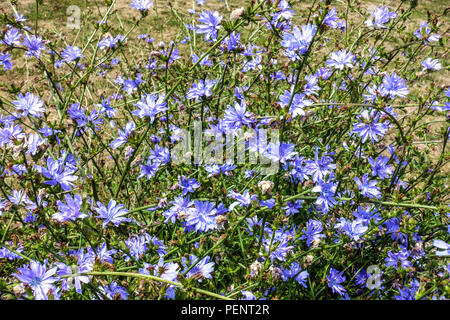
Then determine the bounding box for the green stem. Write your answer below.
[284,194,442,211]
[182,208,254,277]
[65,271,233,300]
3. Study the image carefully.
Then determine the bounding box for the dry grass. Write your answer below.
[0,1,448,165]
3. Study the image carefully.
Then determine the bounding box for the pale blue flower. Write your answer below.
[355,174,382,199]
[13,261,59,300]
[433,240,450,257]
[422,58,441,71]
[13,92,45,118]
[365,6,397,29]
[326,50,355,70]
[281,24,317,61]
[132,93,167,122]
[61,45,83,63]
[196,11,222,41]
[94,199,131,228]
[327,268,346,296]
[130,0,153,11]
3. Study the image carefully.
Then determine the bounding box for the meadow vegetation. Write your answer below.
[0,0,448,300]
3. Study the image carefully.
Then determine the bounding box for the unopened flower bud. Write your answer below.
[124,146,134,159]
[150,50,163,58]
[304,254,314,265]
[158,198,168,208]
[250,260,262,278]
[230,7,245,21]
[243,130,254,140]
[269,265,282,281]
[216,215,228,228]
[258,180,274,195]
[311,239,321,248]
[13,285,26,298]
[178,209,189,219]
